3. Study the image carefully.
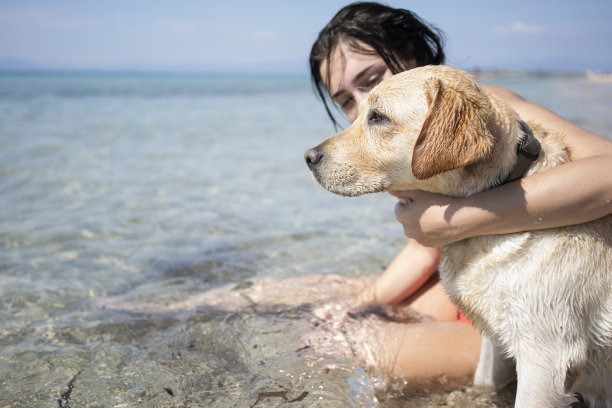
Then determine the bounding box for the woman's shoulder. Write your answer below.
[481,85,525,102]
[481,85,612,159]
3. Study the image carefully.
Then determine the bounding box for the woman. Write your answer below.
[309,1,612,388]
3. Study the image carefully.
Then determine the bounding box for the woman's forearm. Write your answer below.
[361,240,440,305]
[457,154,612,239]
[392,154,612,247]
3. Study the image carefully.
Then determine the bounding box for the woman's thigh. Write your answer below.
[390,321,481,388]
[403,274,459,322]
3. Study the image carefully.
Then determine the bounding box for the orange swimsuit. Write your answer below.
[458,310,472,324]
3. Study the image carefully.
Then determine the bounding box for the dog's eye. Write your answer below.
[368,110,388,124]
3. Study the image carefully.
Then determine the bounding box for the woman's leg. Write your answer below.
[389,321,481,387]
[402,274,460,322]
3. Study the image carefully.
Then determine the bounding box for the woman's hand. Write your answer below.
[390,190,468,247]
[357,283,378,306]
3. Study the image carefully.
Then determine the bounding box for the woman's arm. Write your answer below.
[360,239,440,306]
[391,87,612,248]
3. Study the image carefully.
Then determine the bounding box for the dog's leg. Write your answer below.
[514,351,579,408]
[571,354,612,408]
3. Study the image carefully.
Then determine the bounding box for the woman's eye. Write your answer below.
[341,98,354,110]
[367,75,381,89]
[368,110,388,123]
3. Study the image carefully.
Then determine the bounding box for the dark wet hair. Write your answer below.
[310,2,446,127]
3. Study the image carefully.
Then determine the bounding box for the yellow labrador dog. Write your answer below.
[305,65,612,408]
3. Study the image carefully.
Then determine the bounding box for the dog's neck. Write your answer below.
[496,121,541,186]
[414,118,542,198]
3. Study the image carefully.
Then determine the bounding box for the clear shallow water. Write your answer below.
[0,71,610,407]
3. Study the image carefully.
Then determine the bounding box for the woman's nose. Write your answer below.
[353,89,369,106]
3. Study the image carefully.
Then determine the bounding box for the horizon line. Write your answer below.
[0,66,599,76]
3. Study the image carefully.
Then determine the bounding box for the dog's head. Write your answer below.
[305,66,499,197]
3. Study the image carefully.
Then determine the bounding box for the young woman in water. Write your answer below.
[309,1,612,387]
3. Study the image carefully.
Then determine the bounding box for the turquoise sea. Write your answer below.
[1,71,611,407]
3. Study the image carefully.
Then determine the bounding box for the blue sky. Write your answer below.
[0,0,611,73]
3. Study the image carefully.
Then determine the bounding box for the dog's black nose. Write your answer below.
[304,147,323,168]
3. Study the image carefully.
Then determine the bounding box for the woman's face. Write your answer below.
[321,42,393,122]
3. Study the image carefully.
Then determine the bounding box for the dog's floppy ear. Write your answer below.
[412,78,495,180]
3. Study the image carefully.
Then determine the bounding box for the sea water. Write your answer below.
[0,71,610,407]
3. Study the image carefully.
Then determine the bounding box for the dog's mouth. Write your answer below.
[309,165,390,197]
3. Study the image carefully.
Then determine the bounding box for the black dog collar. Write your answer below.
[501,121,541,185]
